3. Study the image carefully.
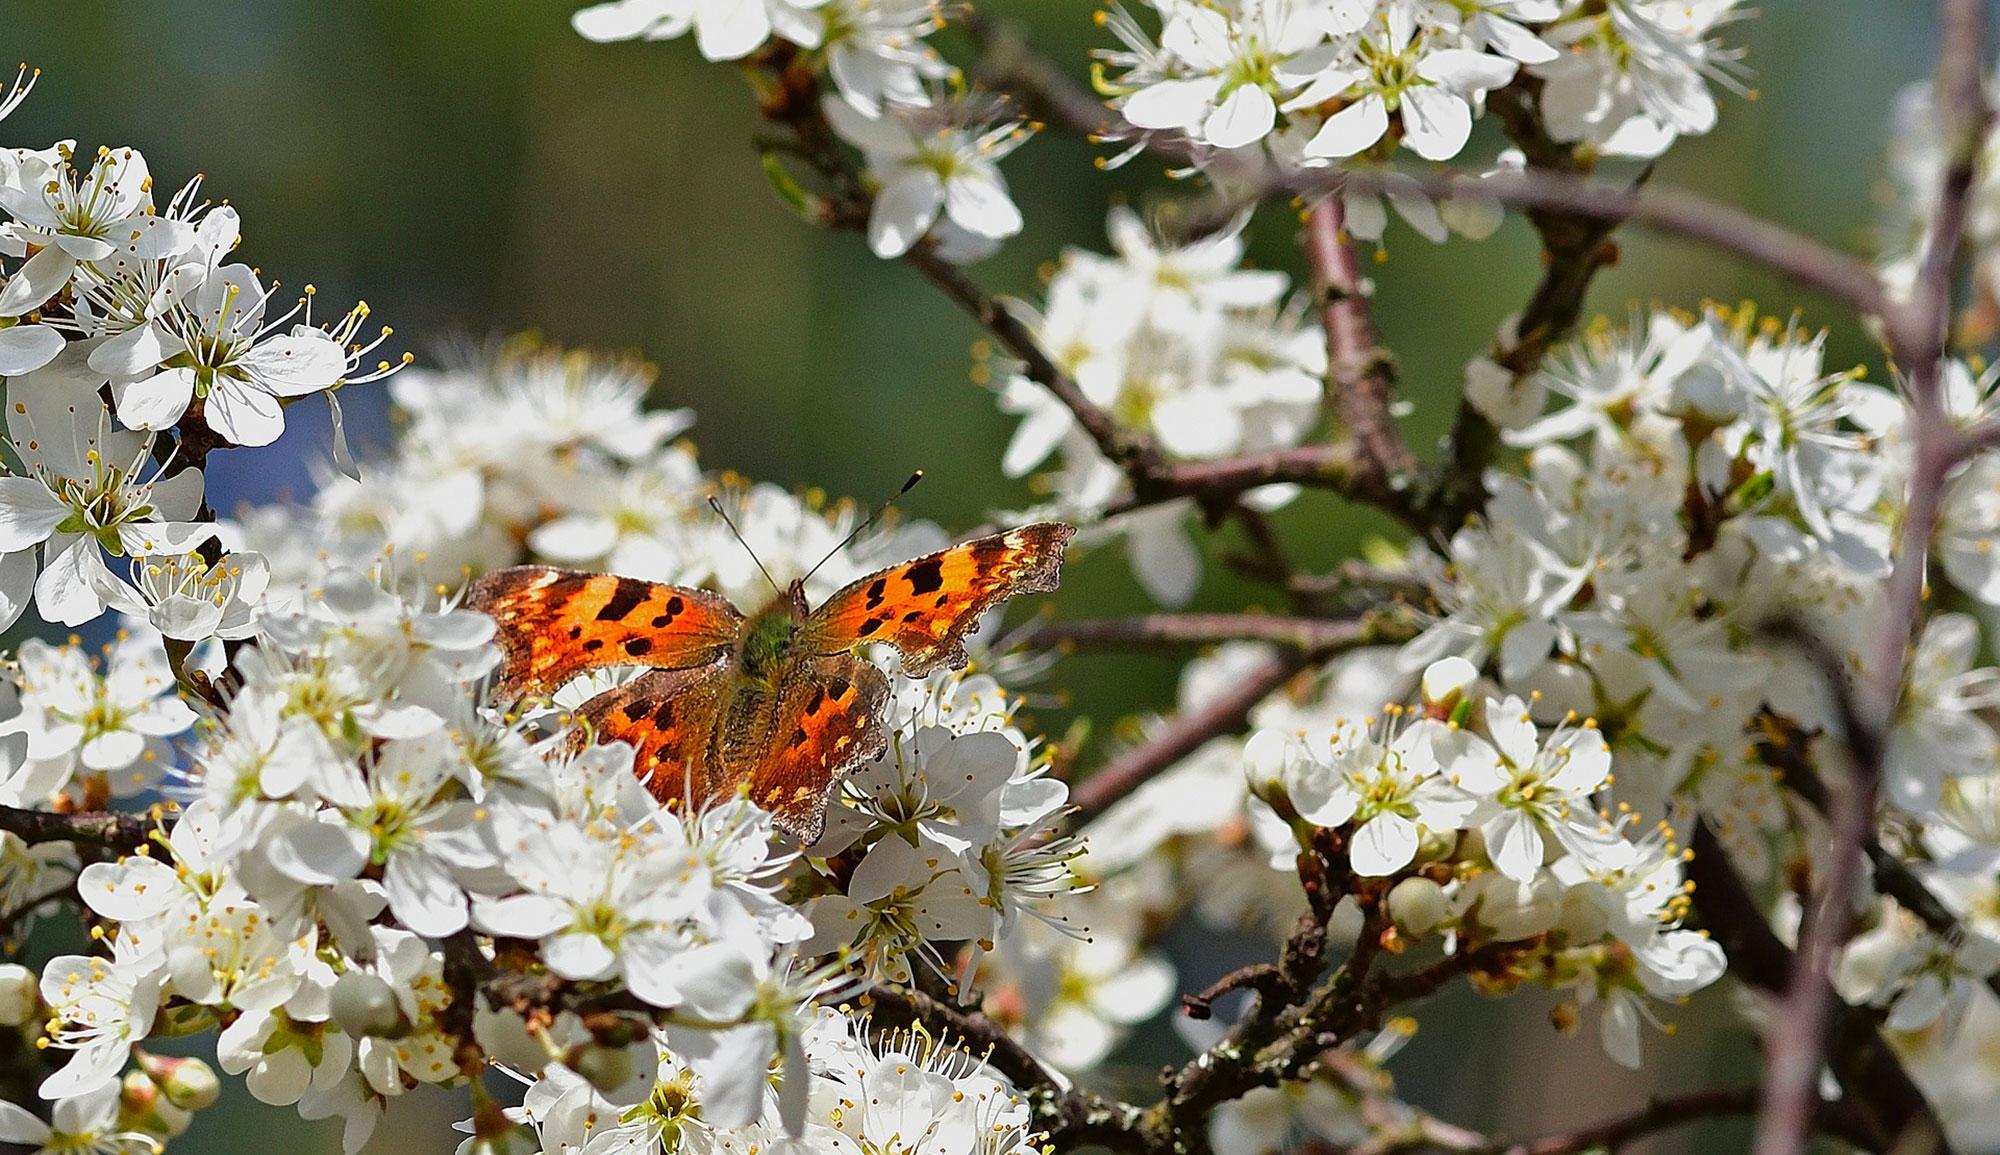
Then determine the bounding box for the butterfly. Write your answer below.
[468,522,1075,843]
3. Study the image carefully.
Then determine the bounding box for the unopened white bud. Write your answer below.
[1242,730,1295,810]
[331,971,410,1040]
[574,1044,637,1094]
[0,963,37,1025]
[1420,657,1479,706]
[1324,894,1366,949]
[1463,356,1545,430]
[1387,877,1449,937]
[140,1052,222,1111]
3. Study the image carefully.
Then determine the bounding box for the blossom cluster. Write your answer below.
[998,208,1326,604]
[1102,0,1745,166]
[1409,302,2000,1132]
[0,79,402,637]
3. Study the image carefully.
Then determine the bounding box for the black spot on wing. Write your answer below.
[857,617,883,637]
[904,558,946,596]
[596,577,652,622]
[622,699,651,723]
[625,637,653,656]
[865,578,888,609]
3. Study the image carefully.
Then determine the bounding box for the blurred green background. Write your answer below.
[0,1,1957,1150]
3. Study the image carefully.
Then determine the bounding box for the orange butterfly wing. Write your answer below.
[572,660,733,814]
[737,655,890,844]
[468,567,744,698]
[798,523,1075,676]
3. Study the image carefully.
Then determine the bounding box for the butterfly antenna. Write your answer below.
[800,470,924,587]
[707,495,784,596]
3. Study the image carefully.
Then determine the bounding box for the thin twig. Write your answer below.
[901,242,1162,477]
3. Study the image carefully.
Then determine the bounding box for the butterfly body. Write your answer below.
[735,584,811,684]
[469,522,1075,842]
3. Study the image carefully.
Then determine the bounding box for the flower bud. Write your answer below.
[1556,887,1610,943]
[1242,730,1296,817]
[574,1043,637,1095]
[150,1098,194,1139]
[331,971,410,1040]
[140,1051,222,1111]
[1387,877,1448,937]
[0,963,38,1026]
[121,1069,159,1115]
[1324,894,1366,950]
[1462,355,1545,430]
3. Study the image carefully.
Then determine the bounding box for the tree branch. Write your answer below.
[1304,198,1420,502]
[1754,5,1990,1153]
[1424,81,1622,527]
[1182,166,1887,325]
[1073,651,1310,823]
[1686,821,1952,1153]
[1340,1085,1868,1155]
[1017,612,1379,654]
[0,804,155,856]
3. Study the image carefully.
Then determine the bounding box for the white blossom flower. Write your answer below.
[1303,5,1519,163]
[824,94,1029,261]
[1246,713,1480,876]
[0,144,164,317]
[3,634,197,801]
[0,349,211,627]
[1452,698,1627,881]
[101,549,269,642]
[0,1080,157,1154]
[265,733,490,937]
[38,929,166,1100]
[115,266,397,447]
[1117,0,1348,152]
[819,0,952,116]
[1883,613,2000,813]
[1533,0,1746,159]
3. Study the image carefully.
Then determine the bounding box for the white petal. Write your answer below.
[34,536,109,627]
[206,380,287,447]
[240,333,347,396]
[1400,86,1473,162]
[1489,811,1545,881]
[267,820,370,886]
[0,476,68,552]
[1303,94,1388,158]
[1203,84,1277,149]
[867,168,943,258]
[1122,77,1223,132]
[942,174,1023,241]
[694,0,771,60]
[0,324,62,376]
[1350,812,1420,876]
[385,850,467,937]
